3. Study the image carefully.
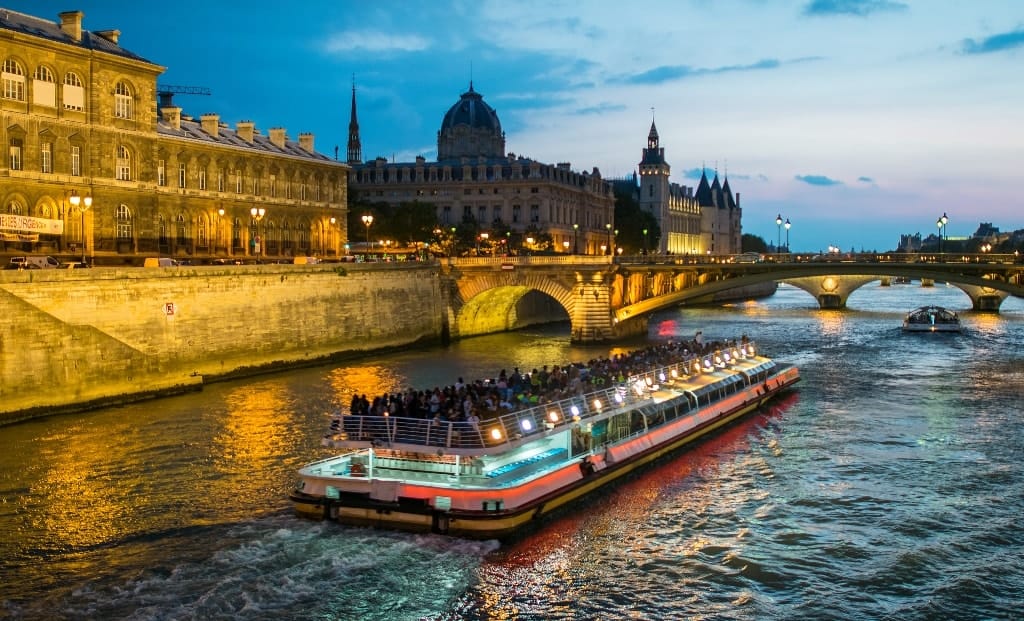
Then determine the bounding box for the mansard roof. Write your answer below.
[0,9,158,66]
[157,116,334,162]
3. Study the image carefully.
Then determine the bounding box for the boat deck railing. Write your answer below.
[327,343,762,454]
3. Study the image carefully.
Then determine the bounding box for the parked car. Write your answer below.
[143,257,178,267]
[59,261,91,269]
[9,255,59,269]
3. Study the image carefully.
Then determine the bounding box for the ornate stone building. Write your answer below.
[1,8,347,264]
[614,121,742,255]
[347,82,614,255]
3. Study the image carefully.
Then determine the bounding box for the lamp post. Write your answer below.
[450,226,457,256]
[250,207,266,262]
[605,223,612,255]
[937,212,948,254]
[784,218,791,254]
[573,223,579,254]
[69,190,93,265]
[216,207,225,255]
[329,216,337,256]
[480,232,490,257]
[775,214,783,256]
[361,214,374,252]
[642,228,648,256]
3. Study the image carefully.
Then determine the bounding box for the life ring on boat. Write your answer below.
[350,463,366,477]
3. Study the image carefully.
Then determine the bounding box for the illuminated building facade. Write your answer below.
[0,8,348,263]
[347,83,614,255]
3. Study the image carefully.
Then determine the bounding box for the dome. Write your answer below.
[437,82,505,160]
[439,82,501,133]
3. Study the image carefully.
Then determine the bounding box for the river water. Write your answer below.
[2,283,1022,620]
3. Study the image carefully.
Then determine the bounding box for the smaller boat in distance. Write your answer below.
[902,305,961,333]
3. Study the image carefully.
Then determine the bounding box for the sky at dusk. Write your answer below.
[11,0,1023,252]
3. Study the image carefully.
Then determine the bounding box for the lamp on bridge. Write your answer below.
[605,223,612,255]
[68,190,93,265]
[785,218,791,254]
[775,214,783,256]
[642,228,648,255]
[936,213,948,253]
[573,223,579,254]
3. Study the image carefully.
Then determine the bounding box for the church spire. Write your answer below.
[346,76,362,165]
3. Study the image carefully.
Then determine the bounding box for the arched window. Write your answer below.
[7,200,23,215]
[32,66,56,107]
[176,214,187,247]
[2,59,25,101]
[116,145,131,181]
[116,204,133,240]
[114,81,132,119]
[63,72,84,111]
[197,215,208,247]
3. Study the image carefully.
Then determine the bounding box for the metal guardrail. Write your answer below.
[329,343,761,452]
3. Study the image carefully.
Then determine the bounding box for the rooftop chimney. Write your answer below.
[236,120,254,143]
[200,113,220,137]
[298,132,314,153]
[95,29,120,44]
[161,107,181,131]
[58,11,83,42]
[268,127,287,148]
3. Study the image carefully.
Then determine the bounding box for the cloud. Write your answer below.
[961,28,1024,55]
[802,0,908,17]
[681,167,705,180]
[858,176,874,183]
[616,58,782,85]
[795,174,843,186]
[575,102,627,115]
[323,31,430,53]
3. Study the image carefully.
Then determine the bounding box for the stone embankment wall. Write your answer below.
[0,264,444,424]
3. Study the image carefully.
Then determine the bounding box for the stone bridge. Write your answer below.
[441,254,1024,343]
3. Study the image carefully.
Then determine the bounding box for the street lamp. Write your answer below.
[784,218,791,254]
[775,214,783,256]
[217,207,225,255]
[563,240,570,253]
[573,223,579,254]
[329,216,337,256]
[605,223,612,255]
[642,228,648,256]
[937,212,948,253]
[361,214,374,252]
[68,190,93,265]
[250,207,266,262]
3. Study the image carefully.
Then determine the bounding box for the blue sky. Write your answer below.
[13,0,1023,252]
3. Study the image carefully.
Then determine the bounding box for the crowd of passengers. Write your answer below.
[341,333,743,425]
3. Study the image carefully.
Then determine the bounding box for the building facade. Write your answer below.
[347,83,614,255]
[1,8,348,264]
[615,121,742,256]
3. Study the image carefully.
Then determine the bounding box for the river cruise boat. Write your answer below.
[290,343,800,539]
[902,305,962,333]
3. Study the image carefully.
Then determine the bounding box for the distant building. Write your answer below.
[346,82,614,254]
[1,8,347,262]
[897,233,922,252]
[612,121,742,255]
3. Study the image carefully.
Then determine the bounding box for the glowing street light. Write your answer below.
[775,214,783,256]
[68,190,93,265]
[605,223,612,255]
[361,214,374,251]
[250,207,266,262]
[785,218,791,254]
[573,223,579,254]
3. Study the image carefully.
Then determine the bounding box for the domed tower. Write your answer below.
[437,82,505,160]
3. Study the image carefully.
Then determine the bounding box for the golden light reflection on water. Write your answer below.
[324,364,408,402]
[215,383,296,484]
[36,423,138,552]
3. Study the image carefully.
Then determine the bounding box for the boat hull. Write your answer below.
[290,364,800,540]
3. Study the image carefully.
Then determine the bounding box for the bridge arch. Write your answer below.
[447,272,577,340]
